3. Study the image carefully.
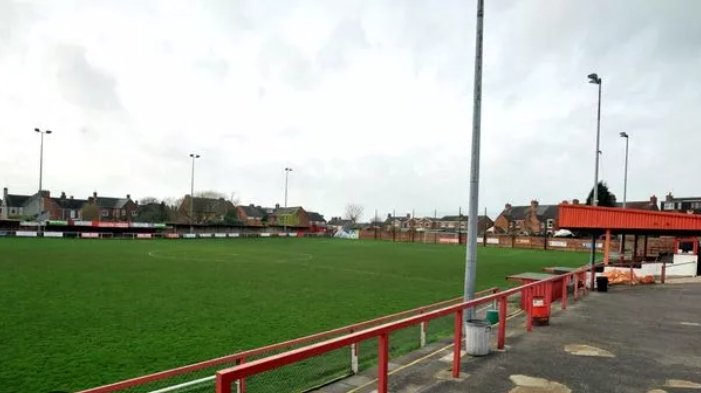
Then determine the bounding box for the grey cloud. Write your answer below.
[257,37,318,90]
[316,18,369,71]
[53,45,124,113]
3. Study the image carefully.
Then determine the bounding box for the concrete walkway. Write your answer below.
[320,283,701,393]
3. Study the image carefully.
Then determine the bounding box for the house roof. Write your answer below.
[275,206,302,215]
[440,215,491,222]
[502,204,558,221]
[328,217,352,226]
[53,197,87,210]
[613,201,659,211]
[307,211,326,222]
[239,205,267,218]
[666,196,701,202]
[95,197,132,209]
[4,194,31,207]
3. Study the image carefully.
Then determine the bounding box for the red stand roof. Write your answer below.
[559,204,701,235]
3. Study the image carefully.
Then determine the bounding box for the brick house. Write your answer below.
[52,192,87,220]
[267,205,310,228]
[87,192,139,222]
[384,213,411,230]
[2,187,31,219]
[493,200,558,235]
[659,193,701,214]
[437,215,493,234]
[236,204,268,227]
[307,211,327,232]
[178,195,236,224]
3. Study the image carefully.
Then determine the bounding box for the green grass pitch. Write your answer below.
[0,237,590,392]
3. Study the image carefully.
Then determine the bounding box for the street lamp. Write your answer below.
[619,132,629,208]
[588,72,602,289]
[464,0,485,322]
[34,128,53,192]
[189,153,200,234]
[284,167,293,233]
[619,132,629,255]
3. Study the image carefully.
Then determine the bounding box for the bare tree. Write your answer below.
[140,196,160,205]
[196,191,227,199]
[344,203,364,223]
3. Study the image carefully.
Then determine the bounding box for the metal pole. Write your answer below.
[593,80,602,206]
[284,168,292,233]
[623,136,629,208]
[464,0,484,321]
[189,154,199,234]
[589,75,602,289]
[39,131,44,192]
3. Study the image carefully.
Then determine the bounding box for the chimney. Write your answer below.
[505,203,512,210]
[573,199,580,205]
[60,191,66,199]
[249,204,254,207]
[406,213,411,218]
[387,213,392,218]
[665,192,674,202]
[93,191,98,199]
[40,190,50,198]
[69,195,73,200]
[275,203,280,209]
[650,195,658,207]
[3,187,8,200]
[126,194,131,200]
[530,200,539,207]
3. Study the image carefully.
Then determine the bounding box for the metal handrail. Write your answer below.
[215,265,592,393]
[77,288,499,393]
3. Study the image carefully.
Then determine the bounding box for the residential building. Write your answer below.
[437,215,493,234]
[614,195,659,211]
[2,188,31,219]
[327,217,353,231]
[383,213,411,230]
[236,204,268,227]
[307,211,327,232]
[177,195,236,224]
[493,200,559,235]
[52,192,87,220]
[88,192,139,222]
[267,205,310,228]
[660,193,701,214]
[135,201,170,223]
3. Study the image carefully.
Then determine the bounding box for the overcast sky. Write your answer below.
[1,0,700,219]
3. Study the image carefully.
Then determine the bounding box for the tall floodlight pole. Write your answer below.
[284,167,293,233]
[34,128,53,192]
[619,132,629,208]
[464,0,484,322]
[189,153,200,234]
[619,132,629,254]
[588,73,602,288]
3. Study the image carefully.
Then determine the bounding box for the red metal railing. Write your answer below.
[215,266,593,393]
[77,288,499,393]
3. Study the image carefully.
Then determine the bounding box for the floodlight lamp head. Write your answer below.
[587,73,601,84]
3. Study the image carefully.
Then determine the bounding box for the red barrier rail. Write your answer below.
[215,265,594,393]
[77,287,499,393]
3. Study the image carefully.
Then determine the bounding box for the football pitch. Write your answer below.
[0,237,591,392]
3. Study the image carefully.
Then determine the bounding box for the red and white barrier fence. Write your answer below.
[214,265,594,393]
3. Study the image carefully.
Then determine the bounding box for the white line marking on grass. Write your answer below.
[267,253,451,286]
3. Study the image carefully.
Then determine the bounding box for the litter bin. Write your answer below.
[596,276,609,292]
[531,296,550,325]
[485,309,499,325]
[464,320,491,356]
